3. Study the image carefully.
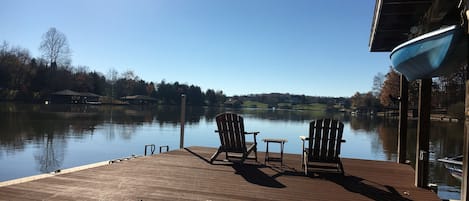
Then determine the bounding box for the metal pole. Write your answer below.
[179,94,186,149]
[398,74,408,164]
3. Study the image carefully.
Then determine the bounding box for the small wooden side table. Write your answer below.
[263,138,288,166]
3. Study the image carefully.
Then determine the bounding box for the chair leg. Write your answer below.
[210,148,222,164]
[253,146,258,161]
[338,159,345,175]
[240,152,247,164]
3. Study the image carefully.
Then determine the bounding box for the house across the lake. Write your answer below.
[120,95,158,105]
[50,89,101,104]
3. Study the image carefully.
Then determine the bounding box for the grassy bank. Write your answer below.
[241,101,328,111]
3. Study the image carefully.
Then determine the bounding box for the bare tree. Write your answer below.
[372,72,385,98]
[107,68,118,98]
[39,27,71,67]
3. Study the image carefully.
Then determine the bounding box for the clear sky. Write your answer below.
[1,0,391,97]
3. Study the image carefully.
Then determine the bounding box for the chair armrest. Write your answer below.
[341,139,346,143]
[299,136,309,141]
[245,132,259,144]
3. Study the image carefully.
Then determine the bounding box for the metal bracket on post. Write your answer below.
[159,145,169,153]
[144,144,156,156]
[419,150,427,161]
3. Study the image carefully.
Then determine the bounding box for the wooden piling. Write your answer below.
[462,12,469,200]
[180,94,186,149]
[415,78,431,188]
[398,74,408,164]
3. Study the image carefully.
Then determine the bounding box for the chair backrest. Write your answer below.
[216,113,247,153]
[308,119,344,162]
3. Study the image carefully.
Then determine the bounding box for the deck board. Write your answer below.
[0,146,439,200]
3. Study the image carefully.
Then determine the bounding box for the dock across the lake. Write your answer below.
[0,146,439,200]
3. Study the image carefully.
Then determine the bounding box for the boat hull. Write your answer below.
[438,155,463,181]
[390,25,466,81]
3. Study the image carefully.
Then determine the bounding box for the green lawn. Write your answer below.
[292,103,327,111]
[242,101,269,108]
[241,101,328,111]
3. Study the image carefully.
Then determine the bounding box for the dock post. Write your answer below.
[463,65,469,201]
[415,78,431,188]
[462,12,469,200]
[180,94,186,149]
[398,74,408,164]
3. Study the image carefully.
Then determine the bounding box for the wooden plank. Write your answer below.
[0,146,440,201]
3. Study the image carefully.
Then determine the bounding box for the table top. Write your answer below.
[262,138,288,143]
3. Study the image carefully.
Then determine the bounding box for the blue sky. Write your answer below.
[1,0,391,97]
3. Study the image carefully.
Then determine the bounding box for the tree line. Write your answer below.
[0,28,227,106]
[351,65,466,119]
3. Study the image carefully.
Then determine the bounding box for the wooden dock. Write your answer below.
[0,146,440,200]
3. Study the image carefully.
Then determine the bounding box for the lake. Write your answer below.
[0,103,463,200]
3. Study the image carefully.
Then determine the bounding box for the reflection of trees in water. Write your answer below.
[428,121,463,186]
[349,117,397,160]
[349,117,382,132]
[118,125,138,140]
[429,121,463,158]
[203,107,224,122]
[0,103,99,172]
[100,106,347,126]
[376,120,398,161]
[34,134,65,173]
[0,104,354,154]
[358,118,464,187]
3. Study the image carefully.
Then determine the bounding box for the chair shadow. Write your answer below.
[232,163,286,188]
[316,173,412,201]
[184,148,285,188]
[184,147,211,163]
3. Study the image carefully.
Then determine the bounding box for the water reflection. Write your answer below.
[34,135,65,173]
[0,103,464,200]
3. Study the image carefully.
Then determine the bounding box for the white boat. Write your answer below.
[390,25,466,81]
[438,155,463,181]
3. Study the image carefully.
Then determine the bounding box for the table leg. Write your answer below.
[301,140,305,168]
[281,142,284,167]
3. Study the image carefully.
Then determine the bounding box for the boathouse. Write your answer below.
[120,95,158,105]
[50,89,100,104]
[370,0,469,200]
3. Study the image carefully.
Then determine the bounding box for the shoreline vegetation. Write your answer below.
[0,98,461,123]
[1,39,465,123]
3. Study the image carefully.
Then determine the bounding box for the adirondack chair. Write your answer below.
[301,119,345,175]
[210,113,259,164]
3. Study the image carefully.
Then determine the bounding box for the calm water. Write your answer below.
[0,103,463,200]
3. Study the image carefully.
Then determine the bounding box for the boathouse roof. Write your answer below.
[120,95,157,101]
[52,89,100,97]
[369,0,461,52]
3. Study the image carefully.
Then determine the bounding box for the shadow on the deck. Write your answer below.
[185,147,285,188]
[314,173,412,201]
[232,163,286,188]
[185,147,417,201]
